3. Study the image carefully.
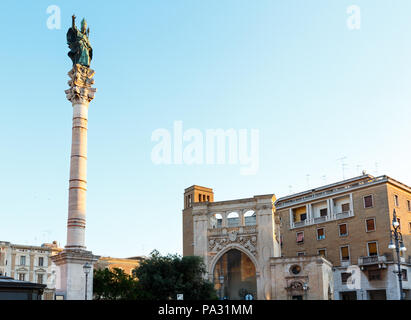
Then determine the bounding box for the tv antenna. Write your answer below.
[337,156,347,180]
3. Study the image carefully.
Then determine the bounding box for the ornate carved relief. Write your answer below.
[208,227,258,257]
[65,64,97,104]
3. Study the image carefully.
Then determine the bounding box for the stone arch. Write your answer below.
[209,243,260,276]
[209,244,260,300]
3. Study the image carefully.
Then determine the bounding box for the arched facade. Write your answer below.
[191,194,280,300]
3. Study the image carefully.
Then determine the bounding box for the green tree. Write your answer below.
[93,267,147,300]
[134,250,217,300]
[93,251,217,300]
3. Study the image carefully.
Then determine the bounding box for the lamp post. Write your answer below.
[303,282,309,300]
[83,262,92,300]
[388,209,407,300]
[219,275,224,300]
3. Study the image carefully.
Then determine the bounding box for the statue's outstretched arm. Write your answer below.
[72,14,76,30]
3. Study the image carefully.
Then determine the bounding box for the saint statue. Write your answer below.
[67,15,93,67]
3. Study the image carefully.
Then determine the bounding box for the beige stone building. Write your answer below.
[94,256,145,275]
[182,186,333,300]
[276,174,411,300]
[183,174,411,300]
[0,241,61,300]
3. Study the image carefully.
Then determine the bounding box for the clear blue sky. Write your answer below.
[1,1,410,257]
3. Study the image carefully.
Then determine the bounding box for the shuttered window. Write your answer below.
[317,228,325,240]
[364,195,373,208]
[296,232,304,243]
[366,218,375,232]
[341,203,350,212]
[339,224,348,236]
[341,246,350,261]
[368,242,378,256]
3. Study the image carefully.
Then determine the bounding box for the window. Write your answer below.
[340,246,350,261]
[320,208,328,217]
[408,200,411,212]
[366,218,376,232]
[37,274,44,284]
[213,214,223,228]
[296,232,304,244]
[198,194,202,202]
[341,272,351,284]
[367,242,378,256]
[339,224,348,237]
[409,222,411,234]
[19,273,25,281]
[293,207,307,223]
[402,269,408,281]
[244,211,256,226]
[368,270,381,281]
[297,251,305,256]
[207,195,210,202]
[364,195,373,208]
[188,195,192,207]
[317,228,325,240]
[20,256,26,266]
[38,257,44,267]
[341,203,350,212]
[318,249,327,257]
[227,212,239,227]
[394,195,399,207]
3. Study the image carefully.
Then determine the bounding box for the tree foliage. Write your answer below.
[134,250,218,300]
[93,251,217,300]
[93,267,147,300]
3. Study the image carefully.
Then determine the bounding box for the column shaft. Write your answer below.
[66,103,89,249]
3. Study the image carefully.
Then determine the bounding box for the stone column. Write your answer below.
[52,64,99,300]
[65,64,96,249]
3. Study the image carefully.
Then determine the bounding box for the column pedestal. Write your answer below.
[52,249,99,300]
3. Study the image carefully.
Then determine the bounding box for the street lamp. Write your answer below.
[219,275,224,300]
[83,262,92,300]
[388,209,407,300]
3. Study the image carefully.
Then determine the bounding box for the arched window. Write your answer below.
[210,214,223,228]
[244,210,256,226]
[227,212,240,227]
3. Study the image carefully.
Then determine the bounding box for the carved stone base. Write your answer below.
[52,249,100,300]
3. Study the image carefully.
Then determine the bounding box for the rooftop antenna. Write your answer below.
[337,156,347,180]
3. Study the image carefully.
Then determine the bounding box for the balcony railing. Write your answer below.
[290,210,354,229]
[358,255,387,268]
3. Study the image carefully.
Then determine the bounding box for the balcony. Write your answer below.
[290,210,354,229]
[358,255,387,270]
[335,211,351,219]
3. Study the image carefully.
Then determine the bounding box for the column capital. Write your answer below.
[65,64,97,105]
